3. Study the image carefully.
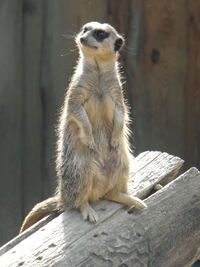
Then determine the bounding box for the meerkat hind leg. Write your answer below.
[105,192,147,210]
[79,202,98,223]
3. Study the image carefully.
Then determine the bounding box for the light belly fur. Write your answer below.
[83,96,127,201]
[84,95,115,130]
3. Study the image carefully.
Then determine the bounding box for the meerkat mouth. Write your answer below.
[82,43,98,50]
[80,37,98,50]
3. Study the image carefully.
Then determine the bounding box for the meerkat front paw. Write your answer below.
[81,135,97,152]
[110,137,120,151]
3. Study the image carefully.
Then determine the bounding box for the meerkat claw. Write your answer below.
[128,205,135,211]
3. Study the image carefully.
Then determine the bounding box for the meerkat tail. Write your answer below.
[105,192,147,210]
[20,197,59,233]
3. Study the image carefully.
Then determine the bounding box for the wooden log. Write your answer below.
[0,151,183,256]
[2,152,200,267]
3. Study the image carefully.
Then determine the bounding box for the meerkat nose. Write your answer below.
[80,37,86,44]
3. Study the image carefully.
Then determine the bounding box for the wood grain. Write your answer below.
[129,151,184,197]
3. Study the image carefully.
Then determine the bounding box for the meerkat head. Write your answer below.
[76,22,124,60]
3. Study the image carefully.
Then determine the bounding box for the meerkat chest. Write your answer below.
[84,92,115,125]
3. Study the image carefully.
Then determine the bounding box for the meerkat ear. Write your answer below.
[114,37,124,52]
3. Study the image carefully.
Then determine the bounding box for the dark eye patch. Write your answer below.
[93,29,110,42]
[83,27,89,33]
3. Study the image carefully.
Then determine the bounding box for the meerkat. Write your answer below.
[20,22,147,233]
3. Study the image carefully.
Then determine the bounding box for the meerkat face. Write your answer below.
[76,22,124,58]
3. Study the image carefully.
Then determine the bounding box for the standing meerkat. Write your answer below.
[20,22,147,233]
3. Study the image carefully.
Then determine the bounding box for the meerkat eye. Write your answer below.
[83,27,89,33]
[93,29,110,41]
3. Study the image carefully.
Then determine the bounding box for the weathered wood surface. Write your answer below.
[129,151,184,197]
[0,151,183,257]
[1,151,196,267]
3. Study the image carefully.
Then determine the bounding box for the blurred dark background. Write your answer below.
[0,0,200,249]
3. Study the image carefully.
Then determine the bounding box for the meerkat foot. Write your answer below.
[105,192,147,210]
[128,196,147,210]
[80,202,98,223]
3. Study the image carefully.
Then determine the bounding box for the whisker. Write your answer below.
[62,34,75,39]
[61,48,78,57]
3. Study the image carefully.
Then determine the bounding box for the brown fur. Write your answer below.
[20,22,147,233]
